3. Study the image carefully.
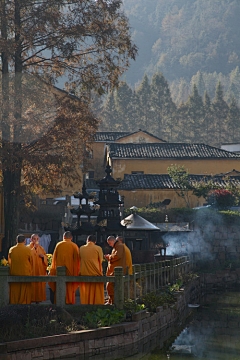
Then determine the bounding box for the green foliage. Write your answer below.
[169,279,183,293]
[168,165,192,207]
[142,291,175,313]
[123,299,146,319]
[83,308,125,329]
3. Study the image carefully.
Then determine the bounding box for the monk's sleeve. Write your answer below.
[98,248,103,274]
[48,247,57,293]
[42,249,48,268]
[73,245,80,275]
[29,250,33,274]
[8,251,12,267]
[109,246,123,263]
[49,247,57,276]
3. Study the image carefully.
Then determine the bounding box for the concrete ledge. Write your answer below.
[132,310,149,322]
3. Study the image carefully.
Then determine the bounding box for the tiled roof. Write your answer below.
[95,132,130,142]
[107,143,240,159]
[119,174,240,190]
[116,129,166,142]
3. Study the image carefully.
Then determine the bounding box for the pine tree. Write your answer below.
[176,102,190,142]
[212,81,229,146]
[101,92,119,130]
[185,84,204,142]
[227,96,240,142]
[136,73,152,130]
[203,91,213,145]
[194,71,205,97]
[114,81,133,131]
[150,72,176,140]
[225,82,239,104]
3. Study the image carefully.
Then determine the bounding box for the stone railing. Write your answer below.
[0,256,191,309]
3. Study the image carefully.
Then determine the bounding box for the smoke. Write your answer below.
[163,209,233,261]
[163,227,214,260]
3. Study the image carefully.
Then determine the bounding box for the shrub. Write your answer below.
[208,189,235,209]
[83,308,125,328]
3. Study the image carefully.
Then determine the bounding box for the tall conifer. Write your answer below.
[227,96,240,142]
[136,73,152,130]
[186,84,204,142]
[212,81,229,146]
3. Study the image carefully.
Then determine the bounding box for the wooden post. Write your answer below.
[151,263,156,292]
[126,266,130,300]
[0,267,9,307]
[140,264,146,295]
[154,263,158,291]
[114,267,124,310]
[157,262,160,290]
[146,263,151,293]
[170,259,174,284]
[134,264,140,300]
[56,266,66,307]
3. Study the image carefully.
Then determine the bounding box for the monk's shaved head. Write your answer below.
[16,234,25,243]
[63,231,72,239]
[87,235,96,243]
[116,236,125,243]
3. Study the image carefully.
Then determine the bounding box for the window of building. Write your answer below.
[85,171,94,179]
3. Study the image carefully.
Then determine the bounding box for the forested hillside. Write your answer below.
[122,0,240,99]
[95,0,240,145]
[98,73,240,147]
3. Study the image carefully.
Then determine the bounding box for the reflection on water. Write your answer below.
[61,291,240,360]
[141,291,240,360]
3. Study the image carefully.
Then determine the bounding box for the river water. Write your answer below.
[139,290,240,360]
[62,290,240,360]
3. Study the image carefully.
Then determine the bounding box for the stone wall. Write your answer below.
[189,223,240,266]
[0,277,202,360]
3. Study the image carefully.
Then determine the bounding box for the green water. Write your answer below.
[140,291,240,360]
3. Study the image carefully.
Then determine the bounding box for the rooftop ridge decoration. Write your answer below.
[107,143,240,159]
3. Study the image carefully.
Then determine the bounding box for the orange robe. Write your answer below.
[106,240,126,303]
[8,243,33,304]
[124,244,133,275]
[49,239,80,304]
[79,242,104,305]
[28,243,48,302]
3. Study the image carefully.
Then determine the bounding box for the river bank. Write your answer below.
[2,268,240,360]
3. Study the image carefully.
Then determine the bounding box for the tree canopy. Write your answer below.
[0,0,137,250]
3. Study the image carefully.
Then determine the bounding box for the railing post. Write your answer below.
[157,262,160,290]
[56,266,66,307]
[134,264,140,299]
[146,263,151,293]
[154,263,158,291]
[132,265,136,301]
[140,264,146,295]
[161,261,165,286]
[126,266,130,300]
[170,259,174,284]
[0,267,9,307]
[166,260,170,284]
[114,267,124,310]
[151,263,156,292]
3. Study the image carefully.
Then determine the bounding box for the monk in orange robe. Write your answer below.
[117,236,133,275]
[105,235,126,305]
[27,234,48,303]
[8,234,33,304]
[79,235,104,305]
[49,231,80,304]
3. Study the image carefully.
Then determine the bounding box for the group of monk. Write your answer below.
[8,231,132,306]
